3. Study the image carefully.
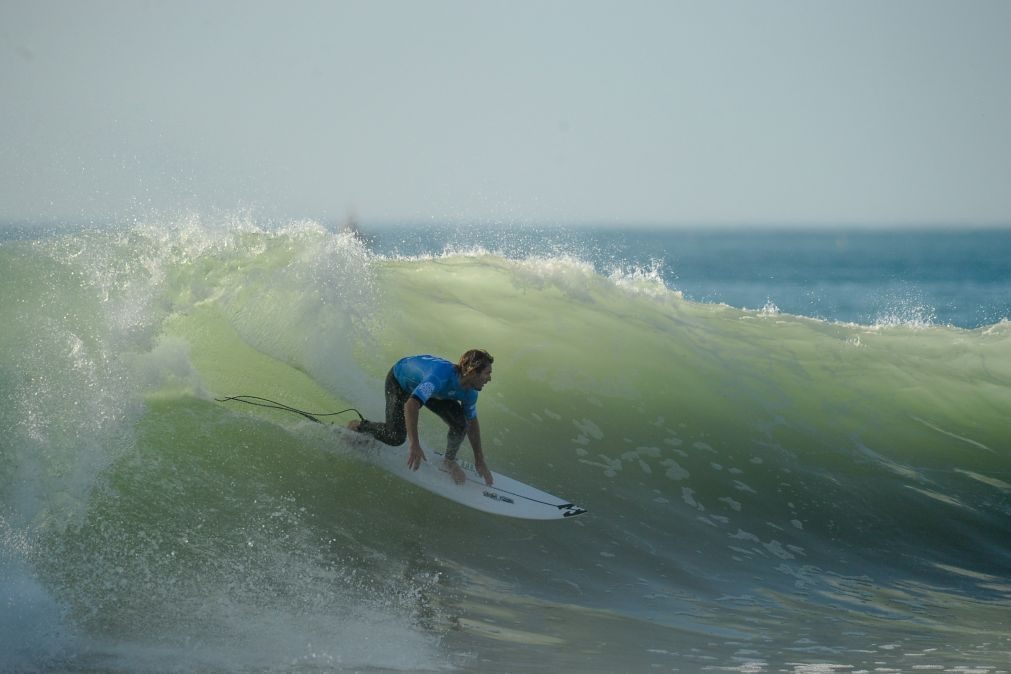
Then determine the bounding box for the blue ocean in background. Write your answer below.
[369,224,1010,329]
[2,217,1009,673]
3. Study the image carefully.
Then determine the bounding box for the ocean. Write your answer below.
[1,216,1009,673]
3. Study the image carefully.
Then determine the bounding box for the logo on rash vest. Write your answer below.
[416,382,435,400]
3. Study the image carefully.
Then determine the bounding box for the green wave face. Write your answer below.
[3,220,1009,672]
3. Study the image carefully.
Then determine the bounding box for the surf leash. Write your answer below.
[215,395,364,425]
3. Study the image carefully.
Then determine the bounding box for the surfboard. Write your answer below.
[347,432,586,520]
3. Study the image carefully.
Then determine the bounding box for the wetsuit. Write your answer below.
[357,355,479,460]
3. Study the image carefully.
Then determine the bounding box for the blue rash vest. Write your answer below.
[393,355,480,420]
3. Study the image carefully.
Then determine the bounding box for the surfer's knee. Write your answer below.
[388,426,407,446]
[358,419,407,447]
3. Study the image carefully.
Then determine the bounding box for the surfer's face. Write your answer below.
[467,364,493,390]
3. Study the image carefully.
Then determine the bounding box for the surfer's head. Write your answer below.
[458,349,494,389]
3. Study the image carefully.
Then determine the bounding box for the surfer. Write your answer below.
[348,350,495,486]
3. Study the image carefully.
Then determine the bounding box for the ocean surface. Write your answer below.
[2,216,1009,673]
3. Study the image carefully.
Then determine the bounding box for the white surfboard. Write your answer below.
[347,433,586,520]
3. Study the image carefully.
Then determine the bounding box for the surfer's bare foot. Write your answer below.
[347,419,362,432]
[443,459,466,485]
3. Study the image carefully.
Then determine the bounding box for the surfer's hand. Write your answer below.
[475,460,493,486]
[407,443,426,471]
[443,459,466,485]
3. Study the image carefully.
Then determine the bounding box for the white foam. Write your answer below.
[0,520,76,672]
[607,259,679,299]
[98,605,443,672]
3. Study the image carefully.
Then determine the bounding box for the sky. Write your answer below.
[2,0,1010,228]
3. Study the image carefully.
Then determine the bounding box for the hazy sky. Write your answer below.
[2,0,1010,227]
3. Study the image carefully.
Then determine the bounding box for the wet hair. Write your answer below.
[457,349,494,377]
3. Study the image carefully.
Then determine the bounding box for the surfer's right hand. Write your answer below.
[407,443,427,471]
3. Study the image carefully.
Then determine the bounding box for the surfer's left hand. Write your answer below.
[475,461,494,486]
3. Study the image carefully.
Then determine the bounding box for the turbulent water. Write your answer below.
[2,217,1009,673]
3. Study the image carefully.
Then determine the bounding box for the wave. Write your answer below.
[2,216,1009,671]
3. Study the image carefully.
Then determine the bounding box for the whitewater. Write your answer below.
[2,216,1009,673]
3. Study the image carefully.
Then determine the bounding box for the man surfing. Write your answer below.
[348,349,494,486]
